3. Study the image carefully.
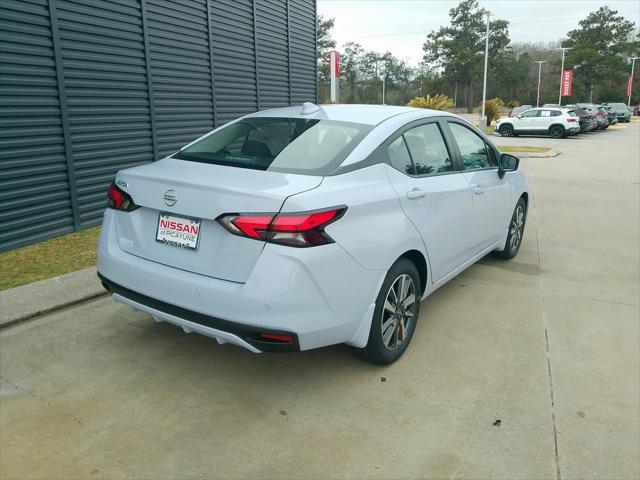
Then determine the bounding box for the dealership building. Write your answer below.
[0,0,317,251]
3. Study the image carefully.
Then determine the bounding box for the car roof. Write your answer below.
[526,107,569,111]
[246,103,455,126]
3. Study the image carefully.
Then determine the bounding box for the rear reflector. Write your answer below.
[259,333,294,343]
[217,207,346,248]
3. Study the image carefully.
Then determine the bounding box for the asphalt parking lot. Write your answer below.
[1,122,639,480]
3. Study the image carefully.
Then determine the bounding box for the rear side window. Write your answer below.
[521,110,539,118]
[403,123,453,175]
[550,110,562,117]
[173,118,372,175]
[387,136,415,175]
[448,123,493,170]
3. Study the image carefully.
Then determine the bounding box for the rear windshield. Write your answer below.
[172,117,372,175]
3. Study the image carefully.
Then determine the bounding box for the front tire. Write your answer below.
[355,258,421,365]
[494,198,527,260]
[499,124,514,137]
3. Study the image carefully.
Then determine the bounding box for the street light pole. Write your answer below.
[535,60,548,107]
[479,10,490,130]
[628,57,639,108]
[558,47,572,106]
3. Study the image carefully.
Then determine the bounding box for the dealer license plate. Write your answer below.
[156,213,201,250]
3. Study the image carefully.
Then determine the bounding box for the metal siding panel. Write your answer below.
[57,0,154,228]
[0,0,74,251]
[289,0,316,103]
[255,0,289,109]
[146,0,213,157]
[211,0,257,124]
[0,0,317,251]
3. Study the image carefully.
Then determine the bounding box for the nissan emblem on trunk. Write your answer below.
[163,190,177,206]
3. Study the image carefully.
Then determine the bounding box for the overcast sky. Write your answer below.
[317,0,640,65]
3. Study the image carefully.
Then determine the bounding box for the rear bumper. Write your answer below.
[99,273,300,352]
[97,209,382,352]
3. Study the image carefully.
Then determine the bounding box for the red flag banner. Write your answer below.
[330,51,340,77]
[627,74,633,96]
[561,69,573,97]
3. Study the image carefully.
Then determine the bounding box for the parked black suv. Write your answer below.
[603,103,631,123]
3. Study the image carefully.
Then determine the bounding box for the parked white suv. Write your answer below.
[496,107,581,138]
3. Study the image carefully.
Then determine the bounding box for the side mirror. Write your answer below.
[498,153,519,179]
[516,115,522,119]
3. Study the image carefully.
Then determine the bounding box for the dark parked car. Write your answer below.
[601,105,618,125]
[603,103,631,123]
[577,104,609,130]
[633,105,640,116]
[567,107,596,133]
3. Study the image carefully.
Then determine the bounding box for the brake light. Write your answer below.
[107,182,137,211]
[596,111,604,116]
[567,118,576,122]
[217,207,346,247]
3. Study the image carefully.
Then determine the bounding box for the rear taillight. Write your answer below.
[567,118,576,122]
[596,111,605,116]
[217,207,346,247]
[107,182,137,212]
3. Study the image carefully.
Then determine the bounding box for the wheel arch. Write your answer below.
[399,249,428,294]
[548,123,566,132]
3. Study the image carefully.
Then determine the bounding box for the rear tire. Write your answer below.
[493,198,527,260]
[549,125,565,138]
[355,258,421,365]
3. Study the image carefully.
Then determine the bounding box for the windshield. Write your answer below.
[172,117,372,175]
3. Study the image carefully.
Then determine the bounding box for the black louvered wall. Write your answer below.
[0,0,316,251]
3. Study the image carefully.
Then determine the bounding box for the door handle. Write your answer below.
[406,189,426,200]
[472,185,484,195]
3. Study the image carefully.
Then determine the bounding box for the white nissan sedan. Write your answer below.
[98,104,527,364]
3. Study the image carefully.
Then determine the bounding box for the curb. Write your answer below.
[508,150,560,158]
[0,266,107,328]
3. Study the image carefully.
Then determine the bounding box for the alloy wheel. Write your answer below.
[550,126,563,138]
[381,274,416,350]
[509,205,525,252]
[500,125,513,137]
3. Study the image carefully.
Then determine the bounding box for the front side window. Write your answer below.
[403,123,453,175]
[173,118,372,175]
[448,123,493,171]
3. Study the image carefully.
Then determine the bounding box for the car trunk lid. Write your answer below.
[112,158,322,283]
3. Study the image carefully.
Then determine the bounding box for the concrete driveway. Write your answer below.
[1,123,638,480]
